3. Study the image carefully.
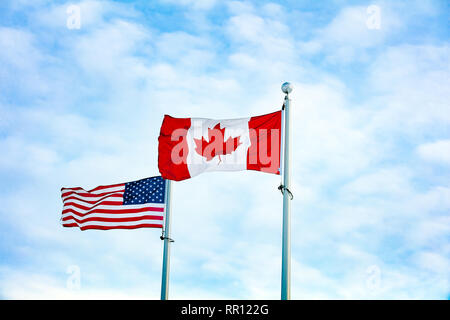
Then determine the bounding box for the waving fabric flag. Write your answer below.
[158,110,281,181]
[61,176,166,230]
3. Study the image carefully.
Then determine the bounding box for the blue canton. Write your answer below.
[123,176,166,205]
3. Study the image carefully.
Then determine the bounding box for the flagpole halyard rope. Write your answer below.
[160,235,175,242]
[278,184,293,200]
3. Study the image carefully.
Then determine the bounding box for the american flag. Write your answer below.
[61,176,166,230]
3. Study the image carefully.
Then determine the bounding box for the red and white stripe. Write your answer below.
[61,183,164,231]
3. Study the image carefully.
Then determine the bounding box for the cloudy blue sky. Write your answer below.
[0,0,449,299]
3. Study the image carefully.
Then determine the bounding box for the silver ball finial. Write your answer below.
[281,82,293,94]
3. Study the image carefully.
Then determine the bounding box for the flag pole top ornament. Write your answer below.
[281,82,293,95]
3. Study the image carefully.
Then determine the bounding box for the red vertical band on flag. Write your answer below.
[158,115,191,181]
[247,110,282,175]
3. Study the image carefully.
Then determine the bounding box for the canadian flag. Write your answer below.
[158,110,282,181]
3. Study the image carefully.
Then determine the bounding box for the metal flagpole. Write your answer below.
[281,82,293,300]
[160,179,173,300]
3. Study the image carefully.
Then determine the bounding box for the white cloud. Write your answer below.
[340,168,412,198]
[413,251,449,274]
[226,12,293,60]
[72,19,150,77]
[369,44,449,121]
[0,27,39,70]
[0,27,48,97]
[417,140,450,165]
[318,6,387,47]
[289,81,377,188]
[32,0,139,29]
[159,0,217,10]
[0,267,160,299]
[300,4,396,64]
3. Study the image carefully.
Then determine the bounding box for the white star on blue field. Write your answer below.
[124,177,165,205]
[0,0,448,299]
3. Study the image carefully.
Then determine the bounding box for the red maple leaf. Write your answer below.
[194,123,242,162]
